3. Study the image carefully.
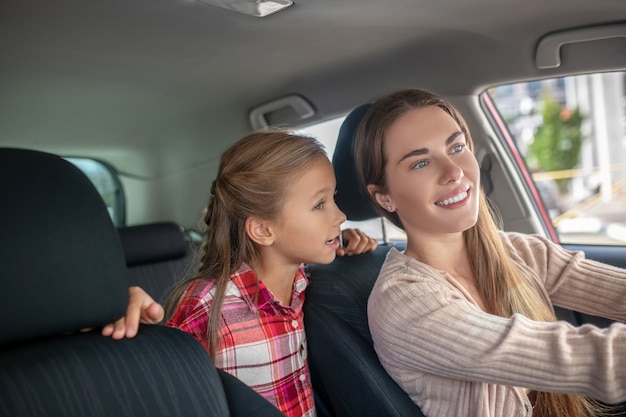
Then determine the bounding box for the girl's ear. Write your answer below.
[367,184,395,213]
[245,216,275,246]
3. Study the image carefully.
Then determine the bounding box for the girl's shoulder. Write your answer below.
[183,264,253,303]
[180,277,219,304]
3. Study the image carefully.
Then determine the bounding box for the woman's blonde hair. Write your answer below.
[354,89,599,417]
[164,131,328,360]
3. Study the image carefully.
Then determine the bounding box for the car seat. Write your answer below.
[0,147,283,417]
[304,105,426,417]
[118,221,197,304]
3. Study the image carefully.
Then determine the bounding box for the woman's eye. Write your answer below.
[410,160,428,170]
[451,143,466,154]
[314,201,325,210]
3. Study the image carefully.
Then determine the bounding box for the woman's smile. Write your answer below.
[435,186,470,207]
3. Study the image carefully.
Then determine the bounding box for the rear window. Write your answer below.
[65,157,126,227]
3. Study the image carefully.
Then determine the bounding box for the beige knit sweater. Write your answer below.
[368,232,626,417]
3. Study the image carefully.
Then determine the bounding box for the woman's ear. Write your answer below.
[367,184,395,213]
[245,216,275,246]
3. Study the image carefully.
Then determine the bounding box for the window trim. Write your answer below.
[480,91,559,243]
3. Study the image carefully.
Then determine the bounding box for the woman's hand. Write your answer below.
[337,228,378,256]
[100,286,165,339]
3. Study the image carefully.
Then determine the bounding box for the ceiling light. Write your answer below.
[197,0,293,17]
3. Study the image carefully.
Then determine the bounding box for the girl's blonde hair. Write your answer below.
[165,131,328,360]
[354,89,599,417]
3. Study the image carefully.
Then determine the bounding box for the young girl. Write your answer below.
[162,131,376,417]
[354,88,626,417]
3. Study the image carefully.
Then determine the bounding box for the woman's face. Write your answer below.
[372,105,480,237]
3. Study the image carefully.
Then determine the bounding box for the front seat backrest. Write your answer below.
[0,148,279,417]
[305,106,426,417]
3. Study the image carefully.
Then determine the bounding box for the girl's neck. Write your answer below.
[256,260,300,306]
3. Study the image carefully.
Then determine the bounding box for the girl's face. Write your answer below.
[268,157,347,267]
[372,106,480,237]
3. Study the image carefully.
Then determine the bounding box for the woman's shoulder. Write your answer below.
[498,231,577,277]
[379,247,434,276]
[375,247,447,292]
[498,230,558,255]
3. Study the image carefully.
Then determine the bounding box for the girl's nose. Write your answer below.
[336,204,347,224]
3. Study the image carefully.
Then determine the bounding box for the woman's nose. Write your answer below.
[440,158,464,184]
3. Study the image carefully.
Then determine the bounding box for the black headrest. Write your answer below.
[0,148,128,346]
[332,103,379,221]
[118,222,188,266]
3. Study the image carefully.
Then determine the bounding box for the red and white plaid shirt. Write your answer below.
[165,263,315,417]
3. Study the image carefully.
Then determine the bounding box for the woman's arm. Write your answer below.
[369,257,626,404]
[505,232,626,321]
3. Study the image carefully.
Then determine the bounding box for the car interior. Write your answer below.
[1,0,625,416]
[0,148,284,417]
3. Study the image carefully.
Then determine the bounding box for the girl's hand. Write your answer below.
[100,286,165,339]
[337,228,378,256]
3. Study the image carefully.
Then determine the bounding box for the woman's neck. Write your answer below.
[404,231,467,271]
[405,231,490,312]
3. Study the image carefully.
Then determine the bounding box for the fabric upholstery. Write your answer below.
[306,244,424,417]
[218,369,289,417]
[0,147,128,345]
[118,222,188,266]
[331,103,378,221]
[127,255,194,303]
[305,301,423,417]
[306,245,395,343]
[0,326,230,417]
[118,222,196,303]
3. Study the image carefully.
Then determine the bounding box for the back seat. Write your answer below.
[117,221,199,304]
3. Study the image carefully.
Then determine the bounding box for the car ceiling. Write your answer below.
[1,0,624,180]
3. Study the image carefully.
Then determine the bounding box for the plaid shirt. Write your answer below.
[165,263,315,417]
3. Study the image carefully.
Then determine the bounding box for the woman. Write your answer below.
[354,88,626,417]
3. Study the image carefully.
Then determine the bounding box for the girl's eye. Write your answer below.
[314,201,325,210]
[410,160,428,170]
[451,143,466,154]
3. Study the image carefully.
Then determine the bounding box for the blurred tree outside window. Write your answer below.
[527,94,584,194]
[487,72,626,246]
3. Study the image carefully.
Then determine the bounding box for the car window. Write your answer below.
[65,157,126,227]
[484,71,626,246]
[297,119,407,243]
